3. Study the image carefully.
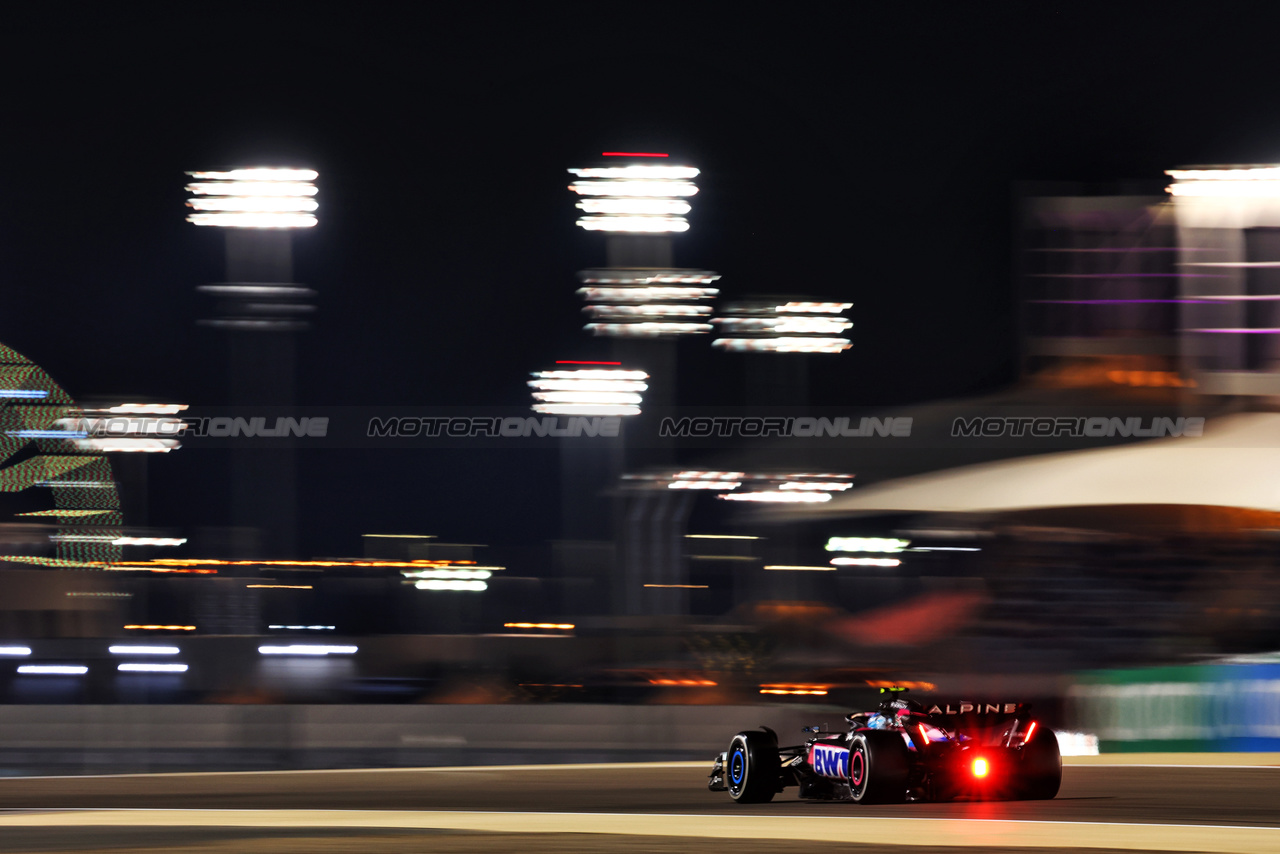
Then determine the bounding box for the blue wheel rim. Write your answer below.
[730,748,745,786]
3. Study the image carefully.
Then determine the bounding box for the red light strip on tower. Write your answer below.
[601,152,668,157]
[556,360,622,365]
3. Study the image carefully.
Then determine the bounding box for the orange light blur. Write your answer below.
[111,558,469,568]
[649,678,716,687]
[865,680,937,691]
[760,688,828,696]
[124,625,195,631]
[972,757,989,778]
[759,683,830,696]
[1024,721,1037,744]
[503,622,575,630]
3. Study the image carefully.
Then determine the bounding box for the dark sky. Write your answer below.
[2,3,1277,555]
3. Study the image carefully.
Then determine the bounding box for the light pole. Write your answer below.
[185,167,318,558]
[562,153,717,616]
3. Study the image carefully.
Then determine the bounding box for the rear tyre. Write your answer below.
[1016,727,1062,800]
[848,732,909,804]
[727,731,780,803]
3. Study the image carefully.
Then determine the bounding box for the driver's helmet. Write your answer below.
[866,712,890,729]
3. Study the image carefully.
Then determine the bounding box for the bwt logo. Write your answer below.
[808,744,850,779]
[184,417,329,438]
[366,416,621,438]
[951,416,1205,439]
[659,417,913,438]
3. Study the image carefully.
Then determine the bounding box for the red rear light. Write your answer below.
[972,757,989,778]
[1024,721,1037,744]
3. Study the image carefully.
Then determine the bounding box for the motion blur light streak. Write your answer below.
[577,216,689,233]
[185,168,318,228]
[713,337,851,353]
[643,583,709,588]
[576,198,691,215]
[112,537,187,546]
[529,367,647,415]
[190,168,318,182]
[107,404,188,414]
[0,389,48,398]
[713,299,853,353]
[247,584,314,589]
[570,161,698,233]
[108,646,179,655]
[718,491,832,502]
[124,625,195,631]
[830,557,902,567]
[503,622,575,630]
[0,647,32,656]
[403,568,493,579]
[759,684,830,695]
[257,645,357,656]
[764,565,835,571]
[415,579,487,591]
[685,534,760,540]
[775,302,854,313]
[649,678,716,686]
[17,665,87,675]
[268,625,334,630]
[826,537,910,553]
[667,481,740,489]
[117,663,188,673]
[779,481,852,491]
[568,179,698,196]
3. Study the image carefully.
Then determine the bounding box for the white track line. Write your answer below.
[0,809,1275,853]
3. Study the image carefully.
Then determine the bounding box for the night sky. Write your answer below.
[2,3,1276,555]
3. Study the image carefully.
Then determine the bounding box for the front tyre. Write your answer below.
[727,731,779,803]
[848,731,909,804]
[1016,727,1062,800]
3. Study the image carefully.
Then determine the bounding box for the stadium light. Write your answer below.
[575,269,720,338]
[712,299,853,354]
[569,162,699,233]
[529,367,648,416]
[185,169,318,228]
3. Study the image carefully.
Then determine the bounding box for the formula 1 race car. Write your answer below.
[708,687,1061,803]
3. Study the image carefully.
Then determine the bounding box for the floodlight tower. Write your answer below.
[567,156,719,426]
[185,168,318,558]
[563,153,716,616]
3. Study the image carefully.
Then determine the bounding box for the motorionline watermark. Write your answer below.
[184,417,330,438]
[951,416,1205,439]
[659,416,913,438]
[367,416,621,438]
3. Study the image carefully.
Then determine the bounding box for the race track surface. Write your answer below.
[0,761,1275,852]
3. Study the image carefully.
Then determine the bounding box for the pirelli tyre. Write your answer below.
[848,731,909,804]
[1016,728,1062,800]
[726,731,779,804]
